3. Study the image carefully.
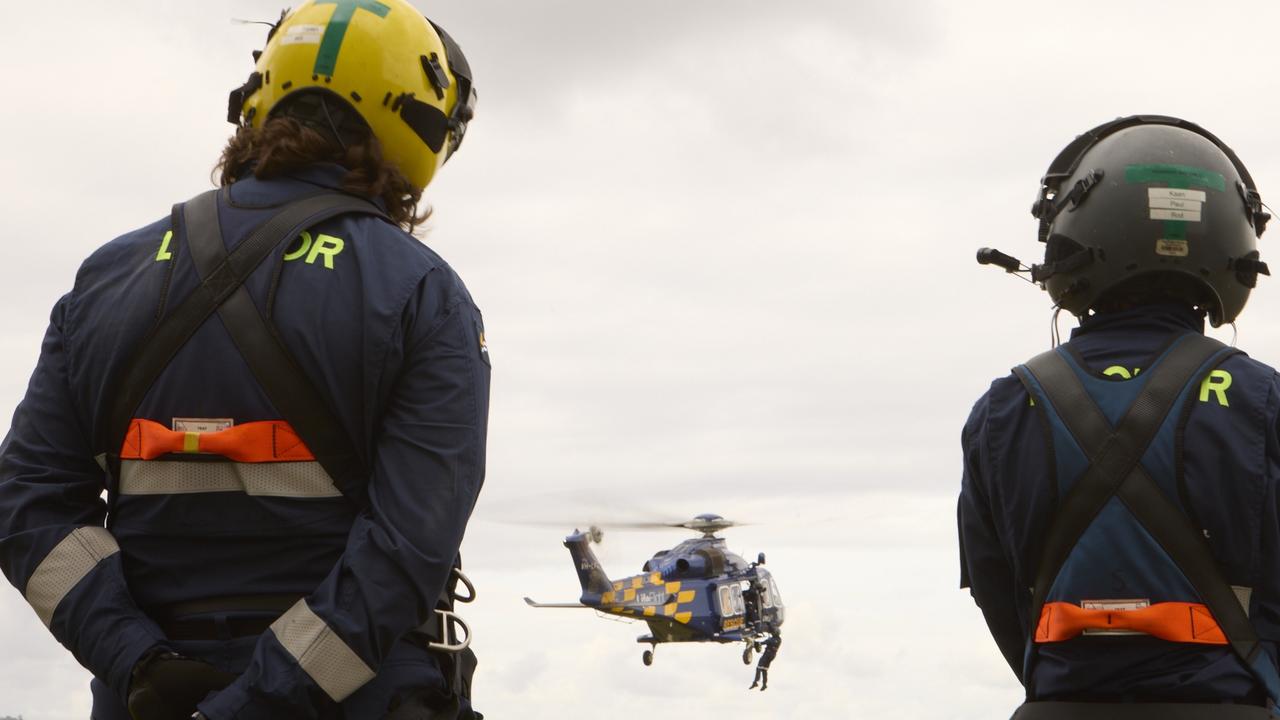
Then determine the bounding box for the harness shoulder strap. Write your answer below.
[1017,334,1229,621]
[181,189,387,501]
[1014,334,1277,699]
[101,188,389,499]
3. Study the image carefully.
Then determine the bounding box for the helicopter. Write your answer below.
[524,513,785,666]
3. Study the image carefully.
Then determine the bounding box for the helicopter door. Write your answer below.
[718,583,746,632]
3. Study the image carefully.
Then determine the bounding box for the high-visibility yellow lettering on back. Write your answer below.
[284,231,345,270]
[156,231,174,262]
[1103,366,1141,380]
[1101,365,1231,407]
[1199,370,1232,407]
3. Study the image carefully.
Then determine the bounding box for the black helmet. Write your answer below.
[1030,115,1270,326]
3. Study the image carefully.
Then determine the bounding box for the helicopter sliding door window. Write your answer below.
[718,584,747,616]
[760,582,774,610]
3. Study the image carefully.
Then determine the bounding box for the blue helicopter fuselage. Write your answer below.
[563,529,785,645]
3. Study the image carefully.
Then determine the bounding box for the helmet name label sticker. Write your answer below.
[281,24,325,46]
[1152,209,1202,222]
[1156,239,1190,257]
[1150,188,1207,203]
[1148,188,1204,223]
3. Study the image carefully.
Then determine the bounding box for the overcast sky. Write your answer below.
[6,1,1280,718]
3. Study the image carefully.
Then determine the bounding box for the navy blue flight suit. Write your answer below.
[959,304,1280,704]
[0,164,491,719]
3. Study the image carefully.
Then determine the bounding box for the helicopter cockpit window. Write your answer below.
[760,580,774,609]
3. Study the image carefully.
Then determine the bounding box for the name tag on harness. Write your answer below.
[1081,598,1150,636]
[172,418,234,433]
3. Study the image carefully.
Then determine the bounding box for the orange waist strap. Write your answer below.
[121,419,316,463]
[1036,601,1226,645]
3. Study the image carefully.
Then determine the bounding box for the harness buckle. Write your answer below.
[427,610,472,654]
[417,567,477,653]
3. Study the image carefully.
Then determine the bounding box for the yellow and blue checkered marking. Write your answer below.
[598,573,697,624]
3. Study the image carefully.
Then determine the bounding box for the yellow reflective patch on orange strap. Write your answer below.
[183,432,200,453]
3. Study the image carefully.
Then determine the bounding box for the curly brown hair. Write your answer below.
[214,116,430,232]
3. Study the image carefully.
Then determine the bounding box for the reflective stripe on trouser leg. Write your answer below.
[118,460,341,498]
[25,527,120,627]
[270,599,375,701]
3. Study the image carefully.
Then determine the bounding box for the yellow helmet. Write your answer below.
[227,0,476,191]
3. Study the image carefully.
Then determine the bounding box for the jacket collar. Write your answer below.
[227,163,389,213]
[1070,303,1206,340]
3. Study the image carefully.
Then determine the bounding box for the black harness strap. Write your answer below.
[181,190,385,501]
[101,189,387,479]
[1014,334,1263,697]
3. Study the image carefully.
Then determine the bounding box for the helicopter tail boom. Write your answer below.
[564,527,613,598]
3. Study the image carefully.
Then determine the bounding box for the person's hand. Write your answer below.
[127,651,235,720]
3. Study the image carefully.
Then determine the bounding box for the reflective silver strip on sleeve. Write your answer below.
[119,460,341,498]
[270,599,375,701]
[25,527,120,627]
